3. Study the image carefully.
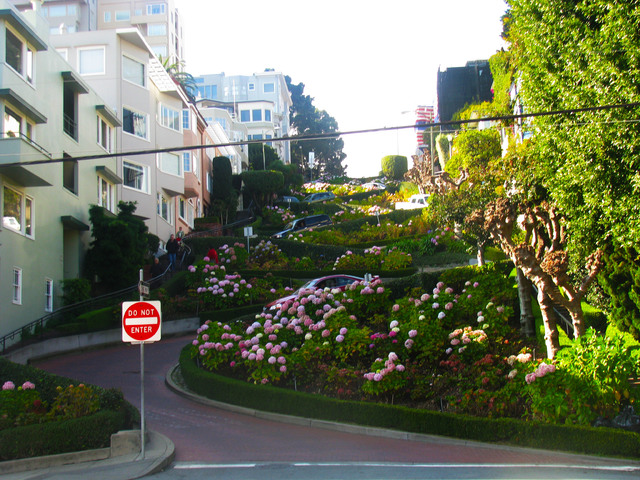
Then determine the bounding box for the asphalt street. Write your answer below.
[32,334,640,479]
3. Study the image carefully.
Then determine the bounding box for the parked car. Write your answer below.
[271,214,333,238]
[395,193,429,210]
[279,195,300,206]
[362,181,386,190]
[265,274,365,311]
[304,191,336,203]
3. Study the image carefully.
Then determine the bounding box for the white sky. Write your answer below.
[176,0,508,178]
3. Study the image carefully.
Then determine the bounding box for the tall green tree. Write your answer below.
[286,76,347,178]
[209,156,238,224]
[507,0,640,257]
[84,202,150,291]
[507,0,640,340]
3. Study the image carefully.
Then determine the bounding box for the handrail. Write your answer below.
[530,285,574,337]
[0,264,172,355]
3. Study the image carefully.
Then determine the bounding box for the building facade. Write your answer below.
[11,0,183,63]
[193,71,292,165]
[436,60,494,124]
[1,0,121,340]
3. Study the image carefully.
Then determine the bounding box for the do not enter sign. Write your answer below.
[122,301,162,343]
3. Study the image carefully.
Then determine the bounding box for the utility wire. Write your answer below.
[2,102,639,168]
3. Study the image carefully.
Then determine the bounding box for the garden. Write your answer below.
[174,182,640,438]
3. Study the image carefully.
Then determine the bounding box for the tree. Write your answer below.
[84,202,150,291]
[241,170,284,209]
[507,0,640,256]
[248,143,280,171]
[209,156,238,224]
[286,76,346,178]
[507,0,640,337]
[381,155,407,180]
[468,198,604,359]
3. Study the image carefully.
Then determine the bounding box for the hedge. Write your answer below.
[178,346,640,459]
[0,358,137,460]
[0,409,131,461]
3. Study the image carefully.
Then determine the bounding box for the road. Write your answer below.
[33,334,640,479]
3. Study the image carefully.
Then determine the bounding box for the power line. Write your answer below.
[2,102,639,168]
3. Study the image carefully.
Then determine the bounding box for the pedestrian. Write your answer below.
[207,247,219,264]
[166,234,179,271]
[176,226,184,243]
[150,256,164,288]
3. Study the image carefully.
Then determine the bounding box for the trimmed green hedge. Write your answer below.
[0,358,137,460]
[0,409,130,461]
[179,346,640,459]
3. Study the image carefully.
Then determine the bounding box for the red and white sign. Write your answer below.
[122,301,162,343]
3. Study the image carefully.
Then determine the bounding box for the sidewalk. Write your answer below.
[0,430,174,480]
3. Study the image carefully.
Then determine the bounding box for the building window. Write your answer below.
[3,186,33,237]
[97,115,113,152]
[3,107,21,138]
[158,152,181,177]
[248,83,255,91]
[6,28,34,84]
[104,11,111,22]
[196,85,217,99]
[192,152,199,178]
[157,192,172,223]
[12,267,22,305]
[48,5,67,16]
[115,10,130,21]
[45,278,54,312]
[240,110,250,122]
[183,151,191,173]
[63,157,78,195]
[252,109,262,122]
[182,109,190,130]
[178,197,186,220]
[123,160,149,192]
[97,175,116,213]
[122,56,146,87]
[207,172,213,193]
[147,4,166,15]
[63,84,78,140]
[123,107,148,139]
[78,47,105,75]
[263,82,275,93]
[148,23,166,36]
[159,104,180,131]
[265,109,272,122]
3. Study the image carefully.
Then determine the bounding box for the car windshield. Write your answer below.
[283,221,294,230]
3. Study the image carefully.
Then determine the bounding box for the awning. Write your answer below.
[61,215,89,231]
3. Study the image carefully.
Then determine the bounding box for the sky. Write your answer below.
[176,0,508,178]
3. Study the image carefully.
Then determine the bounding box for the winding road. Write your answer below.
[32,334,640,479]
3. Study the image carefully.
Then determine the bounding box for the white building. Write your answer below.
[1,0,121,341]
[193,71,292,165]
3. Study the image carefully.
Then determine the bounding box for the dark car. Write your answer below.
[265,274,364,310]
[304,191,336,203]
[271,214,332,239]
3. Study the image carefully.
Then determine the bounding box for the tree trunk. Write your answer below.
[537,288,560,359]
[476,243,485,266]
[568,301,586,339]
[517,268,536,337]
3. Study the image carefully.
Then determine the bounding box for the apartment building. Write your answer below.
[11,0,183,64]
[95,0,183,64]
[196,99,248,175]
[193,71,292,165]
[50,27,191,247]
[0,0,121,339]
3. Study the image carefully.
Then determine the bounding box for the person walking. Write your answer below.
[166,234,179,271]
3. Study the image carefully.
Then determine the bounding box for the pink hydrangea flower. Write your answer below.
[2,381,15,390]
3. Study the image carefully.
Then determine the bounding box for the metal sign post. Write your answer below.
[122,270,162,460]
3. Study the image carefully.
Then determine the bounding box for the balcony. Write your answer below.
[0,133,52,187]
